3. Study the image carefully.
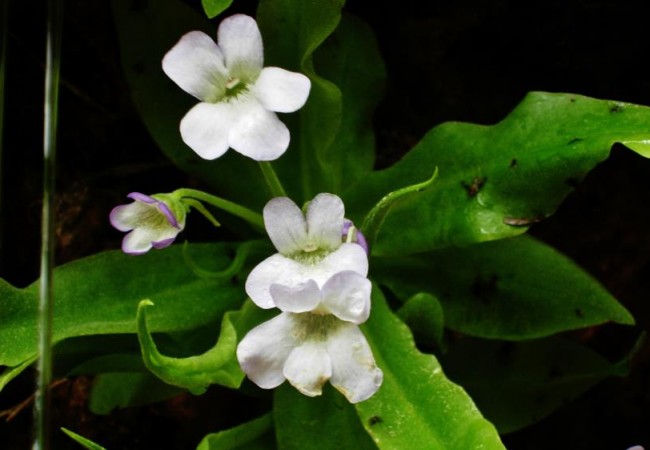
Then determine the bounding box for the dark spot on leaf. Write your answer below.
[575,308,584,318]
[509,158,518,168]
[369,416,383,426]
[569,97,576,103]
[471,274,498,303]
[462,177,486,198]
[568,137,583,145]
[565,177,581,188]
[610,103,624,114]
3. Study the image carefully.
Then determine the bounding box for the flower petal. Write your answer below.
[162,31,228,102]
[237,313,296,389]
[263,197,307,255]
[245,254,307,309]
[306,193,345,251]
[327,324,383,403]
[110,201,152,232]
[318,243,369,278]
[218,14,263,81]
[180,102,238,160]
[321,271,371,324]
[253,67,311,113]
[270,279,321,313]
[228,100,289,161]
[283,342,332,397]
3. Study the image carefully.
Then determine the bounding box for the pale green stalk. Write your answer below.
[34,0,63,448]
[258,161,287,198]
[173,188,264,229]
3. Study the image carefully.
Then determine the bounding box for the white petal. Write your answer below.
[270,280,321,313]
[283,343,332,397]
[327,324,383,403]
[318,243,369,279]
[253,67,311,113]
[218,14,263,81]
[180,102,238,160]
[237,313,297,389]
[306,193,345,251]
[110,202,151,232]
[228,100,289,161]
[263,197,307,255]
[162,31,228,102]
[245,254,307,309]
[321,271,372,324]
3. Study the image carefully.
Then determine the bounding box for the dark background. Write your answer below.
[1,0,649,448]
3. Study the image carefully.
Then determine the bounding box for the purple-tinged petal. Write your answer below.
[270,280,321,313]
[237,312,296,389]
[126,192,158,204]
[342,219,369,254]
[263,197,307,255]
[245,254,307,309]
[151,237,177,249]
[327,324,383,403]
[321,271,371,324]
[253,67,311,113]
[218,14,263,81]
[283,343,331,397]
[162,30,228,102]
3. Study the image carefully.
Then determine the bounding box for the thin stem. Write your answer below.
[0,0,9,276]
[35,0,63,448]
[258,161,287,198]
[174,188,264,229]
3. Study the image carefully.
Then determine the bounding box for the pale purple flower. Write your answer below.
[342,219,368,254]
[162,14,311,161]
[245,194,368,309]
[110,192,186,255]
[237,271,382,403]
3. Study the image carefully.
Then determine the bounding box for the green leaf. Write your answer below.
[89,371,183,415]
[137,300,244,393]
[61,428,106,450]
[257,0,345,199]
[201,0,232,19]
[440,336,632,433]
[355,287,505,450]
[396,292,445,351]
[197,413,274,450]
[373,235,633,339]
[274,384,377,450]
[0,243,244,383]
[344,92,650,255]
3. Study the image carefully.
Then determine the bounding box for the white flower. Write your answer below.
[109,192,186,255]
[237,271,383,403]
[162,14,311,161]
[245,193,369,309]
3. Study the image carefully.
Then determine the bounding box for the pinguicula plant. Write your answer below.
[2,1,650,449]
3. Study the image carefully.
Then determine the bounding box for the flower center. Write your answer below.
[224,77,247,99]
[290,312,342,342]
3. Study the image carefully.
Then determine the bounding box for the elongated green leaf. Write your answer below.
[373,235,633,339]
[112,0,269,210]
[201,0,232,19]
[89,371,183,415]
[61,428,106,450]
[197,414,274,450]
[0,243,244,378]
[345,92,650,255]
[355,287,505,450]
[138,300,244,393]
[274,384,376,450]
[440,336,631,433]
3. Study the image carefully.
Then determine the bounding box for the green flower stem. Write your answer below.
[36,0,63,448]
[258,161,287,198]
[174,188,264,229]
